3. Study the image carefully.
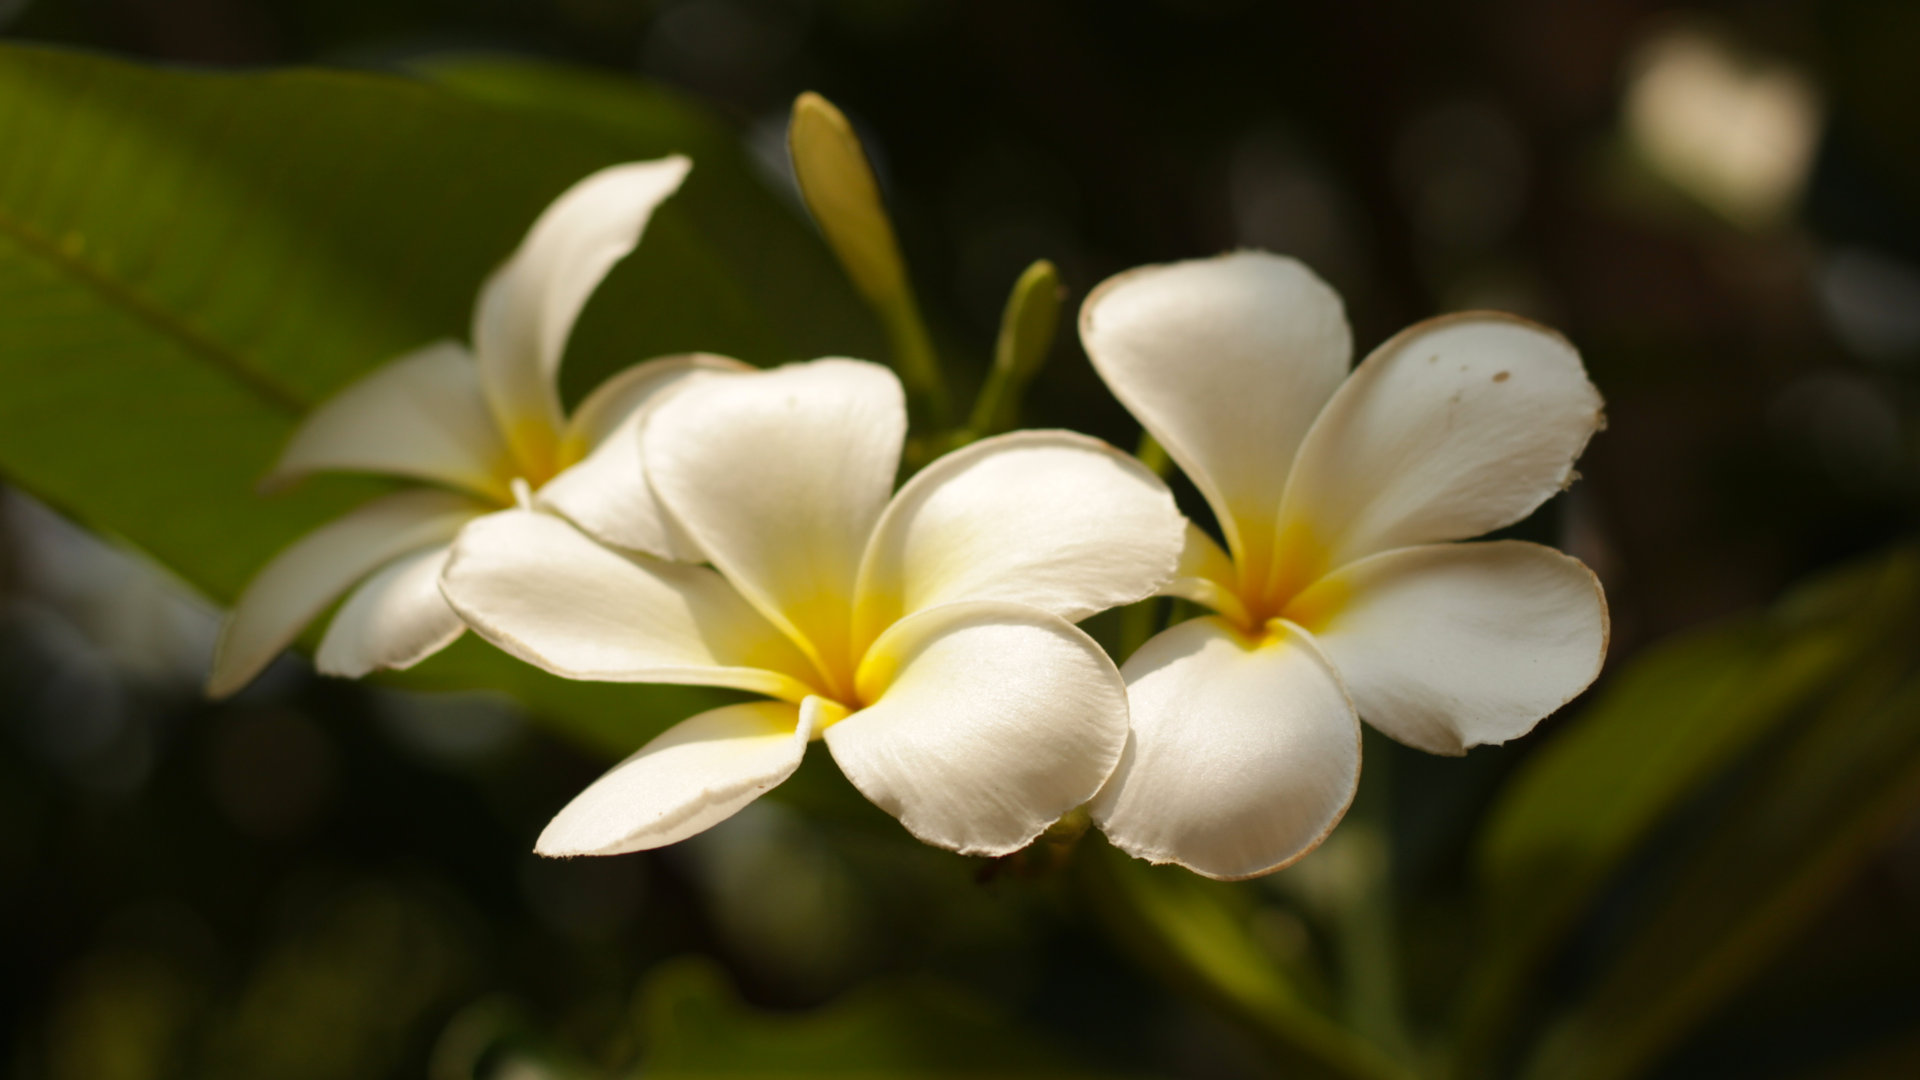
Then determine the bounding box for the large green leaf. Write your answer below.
[1519,552,1920,1079]
[1456,548,1920,1075]
[0,44,874,753]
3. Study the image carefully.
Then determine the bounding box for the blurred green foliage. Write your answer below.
[4,2,1920,1078]
[0,41,877,754]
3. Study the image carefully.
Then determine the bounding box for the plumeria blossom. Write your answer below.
[1081,251,1609,881]
[439,358,1185,857]
[207,156,733,698]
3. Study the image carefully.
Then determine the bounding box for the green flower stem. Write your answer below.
[788,92,954,428]
[879,295,952,428]
[967,259,1061,439]
[1077,841,1417,1080]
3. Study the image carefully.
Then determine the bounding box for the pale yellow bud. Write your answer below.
[788,92,948,423]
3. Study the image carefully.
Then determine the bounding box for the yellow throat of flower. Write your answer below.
[1226,520,1350,641]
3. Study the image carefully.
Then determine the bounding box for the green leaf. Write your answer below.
[0,44,872,753]
[1517,552,1920,1080]
[1077,841,1415,1080]
[633,956,1132,1078]
[1457,547,1920,1075]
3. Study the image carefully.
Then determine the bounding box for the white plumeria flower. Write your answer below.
[207,156,732,698]
[439,358,1186,858]
[1081,251,1610,881]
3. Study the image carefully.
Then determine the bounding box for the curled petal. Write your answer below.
[268,341,510,501]
[440,509,822,701]
[644,358,905,688]
[854,430,1183,645]
[536,699,816,857]
[537,354,749,559]
[472,156,692,467]
[315,542,464,678]
[316,541,466,676]
[1092,617,1359,881]
[207,490,483,698]
[1276,313,1604,574]
[1081,252,1351,571]
[828,602,1130,857]
[1291,541,1608,755]
[1159,523,1249,626]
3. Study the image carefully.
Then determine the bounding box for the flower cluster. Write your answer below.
[213,146,1607,879]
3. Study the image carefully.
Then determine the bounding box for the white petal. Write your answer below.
[643,358,905,688]
[1080,252,1350,571]
[207,490,483,698]
[853,430,1184,644]
[268,341,510,501]
[1292,541,1608,755]
[439,509,821,701]
[1092,617,1360,881]
[536,699,816,857]
[1277,313,1604,575]
[472,157,692,463]
[315,542,464,679]
[826,601,1130,857]
[536,354,749,560]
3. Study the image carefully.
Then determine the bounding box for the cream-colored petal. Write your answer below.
[1158,523,1249,625]
[1092,616,1360,881]
[1276,313,1604,579]
[207,490,484,698]
[439,509,821,701]
[827,601,1130,857]
[1080,252,1351,573]
[852,430,1183,645]
[267,341,510,502]
[537,354,749,560]
[536,699,816,857]
[315,542,464,678]
[1290,541,1608,755]
[643,358,906,691]
[471,156,692,469]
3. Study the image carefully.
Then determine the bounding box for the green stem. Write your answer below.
[1077,842,1417,1080]
[964,259,1060,439]
[881,295,952,429]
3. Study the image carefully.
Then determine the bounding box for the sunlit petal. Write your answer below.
[1081,252,1350,572]
[828,601,1130,856]
[1276,313,1603,579]
[1290,540,1608,755]
[440,509,822,701]
[207,489,484,698]
[315,542,464,678]
[537,353,749,559]
[472,156,692,468]
[267,341,510,501]
[536,699,817,857]
[644,358,905,689]
[853,430,1183,645]
[1092,617,1359,881]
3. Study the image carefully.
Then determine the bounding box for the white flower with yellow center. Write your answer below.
[1081,251,1610,880]
[439,358,1186,857]
[207,156,734,697]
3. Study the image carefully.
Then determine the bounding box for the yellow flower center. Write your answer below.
[1216,520,1350,641]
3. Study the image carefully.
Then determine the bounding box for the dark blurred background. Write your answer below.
[4,1,1919,1077]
